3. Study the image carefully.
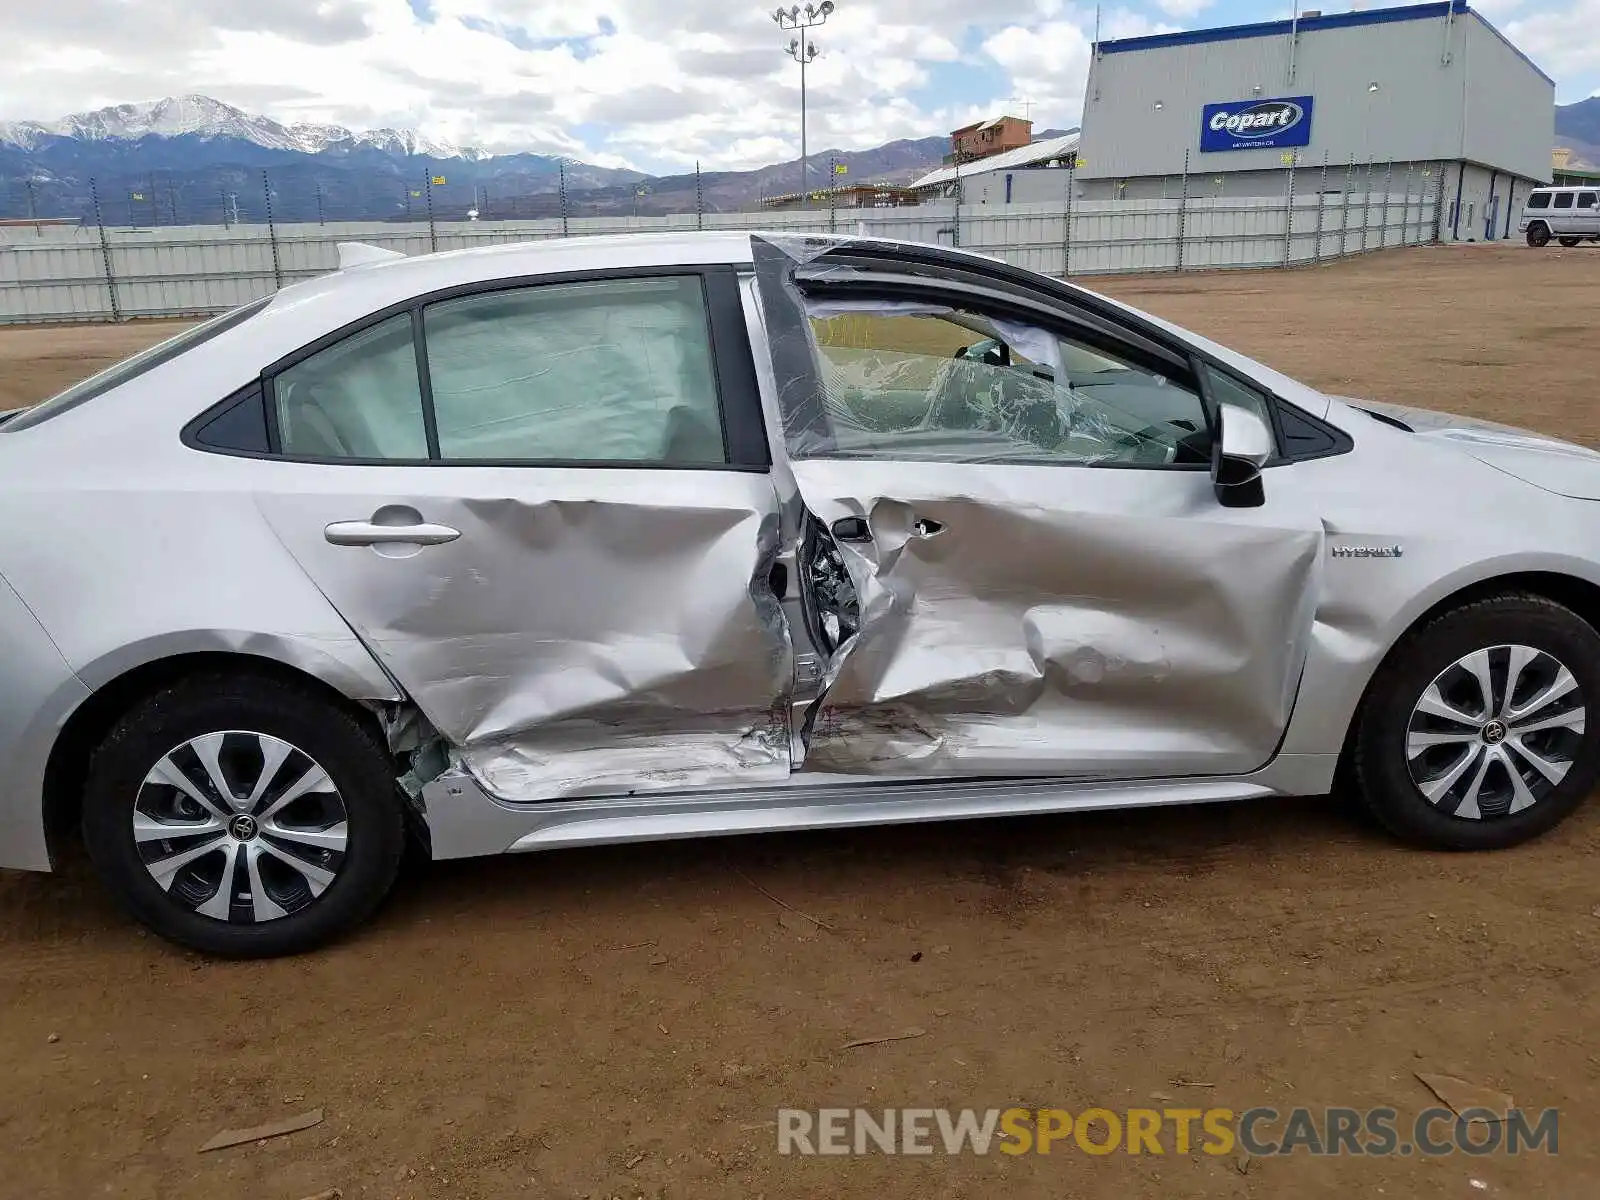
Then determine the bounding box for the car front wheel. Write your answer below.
[1525,223,1551,247]
[1354,594,1600,850]
[81,673,406,957]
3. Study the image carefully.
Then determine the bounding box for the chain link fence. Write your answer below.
[0,161,1447,325]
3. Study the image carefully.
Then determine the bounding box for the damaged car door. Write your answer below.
[752,239,1323,779]
[255,269,794,800]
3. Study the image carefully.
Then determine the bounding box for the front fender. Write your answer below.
[1281,550,1600,760]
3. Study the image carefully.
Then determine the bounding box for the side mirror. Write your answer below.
[1212,404,1271,508]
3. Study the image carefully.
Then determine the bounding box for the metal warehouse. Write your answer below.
[1074,0,1554,242]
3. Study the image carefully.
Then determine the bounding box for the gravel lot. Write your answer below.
[2,242,1597,1199]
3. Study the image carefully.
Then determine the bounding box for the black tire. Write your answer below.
[82,673,406,957]
[1353,594,1600,850]
[1558,237,1581,248]
[1526,223,1551,247]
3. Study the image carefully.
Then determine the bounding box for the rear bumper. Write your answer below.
[0,572,86,872]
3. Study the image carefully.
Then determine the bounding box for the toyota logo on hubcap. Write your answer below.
[1481,720,1508,745]
[228,814,258,840]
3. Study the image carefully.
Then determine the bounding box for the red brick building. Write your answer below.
[948,116,1033,165]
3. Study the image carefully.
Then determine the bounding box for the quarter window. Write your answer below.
[423,276,727,464]
[1553,193,1575,209]
[273,313,429,460]
[804,301,1212,466]
[1579,193,1598,209]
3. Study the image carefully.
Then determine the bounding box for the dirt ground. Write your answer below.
[1,242,1598,1199]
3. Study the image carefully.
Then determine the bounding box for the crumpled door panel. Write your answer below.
[791,459,1323,778]
[261,474,794,801]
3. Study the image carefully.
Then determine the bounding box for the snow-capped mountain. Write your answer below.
[0,95,488,160]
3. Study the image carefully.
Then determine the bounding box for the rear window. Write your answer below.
[1527,192,1552,209]
[1,296,272,432]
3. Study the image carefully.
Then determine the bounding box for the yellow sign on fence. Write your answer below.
[431,176,447,186]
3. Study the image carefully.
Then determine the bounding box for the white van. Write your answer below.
[1519,186,1600,247]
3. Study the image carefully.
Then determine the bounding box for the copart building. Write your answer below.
[1073,0,1553,241]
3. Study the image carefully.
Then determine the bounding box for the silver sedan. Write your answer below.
[3,232,1597,956]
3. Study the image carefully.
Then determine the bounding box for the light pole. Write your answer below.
[774,2,835,207]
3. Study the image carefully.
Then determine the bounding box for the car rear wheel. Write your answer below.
[1558,236,1582,247]
[1353,594,1600,850]
[82,673,406,957]
[1526,223,1551,247]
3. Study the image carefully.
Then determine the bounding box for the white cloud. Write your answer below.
[1506,0,1600,86]
[0,0,1591,172]
[1468,0,1525,17]
[1101,9,1181,40]
[1154,0,1212,16]
[982,20,1093,128]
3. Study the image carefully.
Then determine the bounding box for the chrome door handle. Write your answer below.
[324,520,461,547]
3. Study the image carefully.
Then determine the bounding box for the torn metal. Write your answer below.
[751,234,1322,778]
[790,465,1321,776]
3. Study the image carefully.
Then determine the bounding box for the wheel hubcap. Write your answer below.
[1406,644,1587,820]
[132,731,349,923]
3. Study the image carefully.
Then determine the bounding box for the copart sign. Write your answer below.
[1199,95,1313,152]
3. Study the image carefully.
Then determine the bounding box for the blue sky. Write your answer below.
[1,0,1593,172]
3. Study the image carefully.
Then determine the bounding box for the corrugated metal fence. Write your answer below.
[0,180,1442,325]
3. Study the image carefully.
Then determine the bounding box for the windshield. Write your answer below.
[2,296,272,432]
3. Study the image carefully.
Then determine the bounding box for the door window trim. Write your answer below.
[181,265,772,471]
[785,271,1346,469]
[774,240,1350,466]
[795,276,1215,470]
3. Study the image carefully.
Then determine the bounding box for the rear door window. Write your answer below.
[247,273,738,466]
[1554,193,1575,209]
[422,276,728,465]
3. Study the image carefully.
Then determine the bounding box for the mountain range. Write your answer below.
[0,95,986,223]
[1554,96,1600,168]
[0,95,487,160]
[0,93,1590,225]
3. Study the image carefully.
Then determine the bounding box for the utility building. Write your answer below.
[1075,0,1554,241]
[908,128,1082,203]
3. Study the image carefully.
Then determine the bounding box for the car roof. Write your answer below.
[257,229,1053,343]
[263,230,759,317]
